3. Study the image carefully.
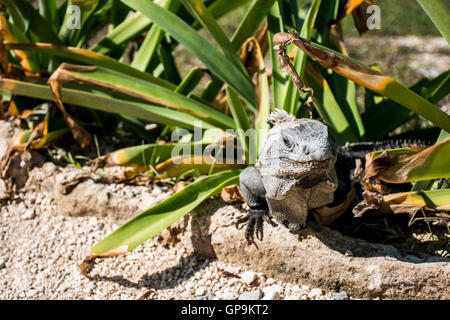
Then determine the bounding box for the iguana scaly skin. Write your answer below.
[237,109,430,243]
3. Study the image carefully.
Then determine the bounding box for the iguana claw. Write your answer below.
[236,209,269,244]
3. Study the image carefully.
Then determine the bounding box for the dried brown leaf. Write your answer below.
[314,187,356,225]
[48,66,92,148]
[362,139,449,185]
[221,184,244,204]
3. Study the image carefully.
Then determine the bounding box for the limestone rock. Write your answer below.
[188,201,450,300]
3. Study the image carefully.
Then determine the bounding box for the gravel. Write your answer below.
[239,290,261,300]
[0,119,350,300]
[0,186,351,300]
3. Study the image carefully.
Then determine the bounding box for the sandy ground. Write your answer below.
[0,188,348,300]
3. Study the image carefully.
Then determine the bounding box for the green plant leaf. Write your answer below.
[364,70,450,140]
[38,0,58,33]
[131,0,179,71]
[0,0,60,43]
[89,12,151,56]
[328,72,365,140]
[281,0,322,114]
[416,0,450,44]
[268,2,287,109]
[0,79,215,130]
[0,16,41,72]
[121,0,255,105]
[206,0,252,21]
[0,0,30,33]
[304,62,359,144]
[90,170,241,255]
[58,0,101,46]
[5,42,175,89]
[97,142,211,167]
[280,33,450,133]
[181,0,247,75]
[226,86,255,163]
[230,0,276,50]
[50,64,234,129]
[175,67,206,96]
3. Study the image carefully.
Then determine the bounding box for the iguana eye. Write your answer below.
[282,135,293,150]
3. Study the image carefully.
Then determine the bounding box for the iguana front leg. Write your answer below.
[237,167,274,243]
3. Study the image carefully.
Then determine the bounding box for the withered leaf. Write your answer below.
[221,184,244,204]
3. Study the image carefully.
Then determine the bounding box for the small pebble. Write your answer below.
[94,223,104,231]
[195,287,206,296]
[21,209,35,220]
[240,271,256,285]
[333,291,349,300]
[308,288,323,299]
[26,289,38,298]
[239,290,261,300]
[218,292,235,300]
[262,284,282,300]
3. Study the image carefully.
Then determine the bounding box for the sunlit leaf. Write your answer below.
[89,170,241,255]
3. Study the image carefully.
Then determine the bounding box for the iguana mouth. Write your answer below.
[265,157,335,169]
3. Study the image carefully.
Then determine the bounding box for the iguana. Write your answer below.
[237,109,429,243]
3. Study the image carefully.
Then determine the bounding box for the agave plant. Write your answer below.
[0,0,449,259]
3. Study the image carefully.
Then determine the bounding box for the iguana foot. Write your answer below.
[236,209,275,244]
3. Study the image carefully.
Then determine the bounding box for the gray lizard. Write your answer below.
[237,109,429,243]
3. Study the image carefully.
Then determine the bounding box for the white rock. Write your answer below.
[26,289,38,298]
[238,290,261,300]
[195,287,207,296]
[266,277,275,285]
[284,295,300,300]
[333,291,349,300]
[218,292,235,300]
[240,271,256,285]
[308,288,323,299]
[262,284,282,300]
[21,209,35,220]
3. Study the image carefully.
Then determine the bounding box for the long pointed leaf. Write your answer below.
[50,64,234,129]
[121,0,255,105]
[181,0,247,76]
[0,79,215,130]
[275,33,450,132]
[90,12,151,56]
[5,42,175,89]
[230,0,276,50]
[416,0,450,44]
[90,170,241,255]
[304,62,359,144]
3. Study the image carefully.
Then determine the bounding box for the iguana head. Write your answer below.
[258,109,337,181]
[257,109,338,231]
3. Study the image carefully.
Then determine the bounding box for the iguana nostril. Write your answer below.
[303,145,310,155]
